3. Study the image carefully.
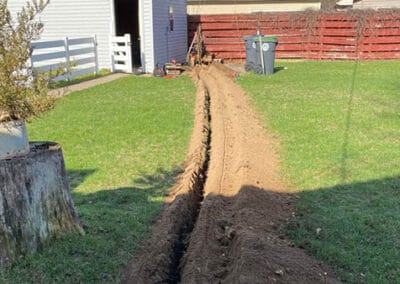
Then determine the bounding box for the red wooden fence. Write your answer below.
[188,12,400,62]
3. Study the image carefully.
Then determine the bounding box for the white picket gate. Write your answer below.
[110,34,133,73]
[30,35,99,81]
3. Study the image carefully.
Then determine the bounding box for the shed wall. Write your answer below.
[7,0,113,69]
[152,1,188,70]
[353,0,400,9]
[140,0,155,72]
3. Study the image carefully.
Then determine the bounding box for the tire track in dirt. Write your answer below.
[123,64,339,283]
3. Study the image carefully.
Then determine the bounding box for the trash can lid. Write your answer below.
[253,35,278,43]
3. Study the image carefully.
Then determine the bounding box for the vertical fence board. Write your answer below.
[109,33,133,73]
[31,35,99,81]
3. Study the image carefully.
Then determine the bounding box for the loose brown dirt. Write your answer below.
[123,64,339,283]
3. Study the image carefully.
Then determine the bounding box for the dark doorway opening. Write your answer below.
[114,0,141,66]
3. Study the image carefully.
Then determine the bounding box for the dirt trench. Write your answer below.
[123,64,339,283]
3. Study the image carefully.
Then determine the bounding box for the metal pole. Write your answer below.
[257,15,265,74]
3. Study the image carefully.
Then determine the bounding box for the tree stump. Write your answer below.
[0,142,83,268]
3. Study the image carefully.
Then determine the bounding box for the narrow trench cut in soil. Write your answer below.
[123,64,339,284]
[166,87,212,283]
[123,69,212,283]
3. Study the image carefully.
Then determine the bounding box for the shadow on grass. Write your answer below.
[133,167,181,193]
[274,66,287,73]
[2,168,398,283]
[73,167,181,213]
[68,167,182,206]
[68,167,183,280]
[67,169,96,191]
[124,176,399,283]
[0,167,182,283]
[288,175,400,283]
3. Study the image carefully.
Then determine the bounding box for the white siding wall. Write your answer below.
[7,0,187,74]
[187,2,321,15]
[7,0,113,69]
[152,0,187,71]
[140,0,155,72]
[353,0,400,9]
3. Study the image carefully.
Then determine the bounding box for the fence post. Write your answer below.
[110,36,115,72]
[318,15,323,60]
[64,37,72,80]
[28,45,34,71]
[93,34,99,75]
[125,33,133,73]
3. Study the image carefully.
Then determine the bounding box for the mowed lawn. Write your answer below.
[0,75,195,282]
[238,61,400,283]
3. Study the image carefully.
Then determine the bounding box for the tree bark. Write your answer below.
[0,142,83,268]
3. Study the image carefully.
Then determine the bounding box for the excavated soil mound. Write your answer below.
[123,64,339,283]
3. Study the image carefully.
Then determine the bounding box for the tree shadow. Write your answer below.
[125,176,400,283]
[133,167,182,194]
[3,164,398,283]
[67,169,96,191]
[4,167,184,282]
[72,167,181,208]
[289,175,400,283]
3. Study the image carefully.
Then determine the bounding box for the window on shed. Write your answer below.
[169,6,174,32]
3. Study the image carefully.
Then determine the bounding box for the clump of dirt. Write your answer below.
[123,64,339,283]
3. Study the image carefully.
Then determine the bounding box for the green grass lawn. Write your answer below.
[0,75,195,282]
[238,60,400,283]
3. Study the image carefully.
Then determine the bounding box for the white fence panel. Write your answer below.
[110,34,133,73]
[31,35,99,81]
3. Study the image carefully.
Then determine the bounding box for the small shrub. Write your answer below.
[0,0,53,123]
